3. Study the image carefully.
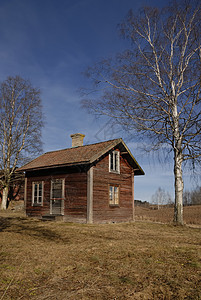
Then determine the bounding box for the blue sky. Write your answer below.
[0,0,197,202]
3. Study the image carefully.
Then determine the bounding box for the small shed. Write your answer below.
[18,134,144,223]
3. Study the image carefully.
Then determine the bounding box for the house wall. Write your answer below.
[25,150,134,223]
[64,171,87,222]
[25,167,87,222]
[93,150,134,223]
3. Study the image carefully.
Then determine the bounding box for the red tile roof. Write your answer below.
[18,138,144,175]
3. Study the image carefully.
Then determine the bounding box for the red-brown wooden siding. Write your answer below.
[26,171,87,222]
[93,150,134,223]
[25,149,134,223]
[64,172,87,222]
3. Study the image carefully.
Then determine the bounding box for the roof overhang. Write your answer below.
[17,138,145,176]
[17,160,90,173]
[89,138,144,176]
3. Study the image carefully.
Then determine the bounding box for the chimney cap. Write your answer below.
[70,133,85,138]
[71,133,85,147]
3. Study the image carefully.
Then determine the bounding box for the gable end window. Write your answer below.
[51,179,65,199]
[109,185,119,206]
[109,151,120,173]
[32,182,43,206]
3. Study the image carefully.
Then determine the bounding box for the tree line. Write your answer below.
[151,186,201,207]
[183,186,201,206]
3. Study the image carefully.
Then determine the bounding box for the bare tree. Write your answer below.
[0,76,43,210]
[151,187,173,209]
[83,0,201,225]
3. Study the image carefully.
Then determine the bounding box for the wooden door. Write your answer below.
[50,199,64,215]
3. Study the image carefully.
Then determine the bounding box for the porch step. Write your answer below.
[41,215,63,221]
[41,215,56,221]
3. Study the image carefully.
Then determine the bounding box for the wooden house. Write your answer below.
[18,134,144,223]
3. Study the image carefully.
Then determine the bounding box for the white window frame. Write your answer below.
[50,178,65,200]
[109,151,120,173]
[109,185,120,206]
[32,181,44,206]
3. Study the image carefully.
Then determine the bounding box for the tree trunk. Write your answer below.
[173,151,184,225]
[1,186,8,210]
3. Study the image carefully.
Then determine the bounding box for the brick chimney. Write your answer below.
[71,133,85,147]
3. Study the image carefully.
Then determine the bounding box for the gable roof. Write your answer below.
[18,138,144,175]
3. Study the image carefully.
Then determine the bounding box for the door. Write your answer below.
[50,199,64,215]
[50,178,65,215]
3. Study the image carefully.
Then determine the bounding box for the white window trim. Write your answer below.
[32,181,44,206]
[109,185,120,206]
[109,151,120,174]
[50,178,65,200]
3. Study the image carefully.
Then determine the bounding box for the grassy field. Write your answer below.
[135,205,201,226]
[0,209,201,300]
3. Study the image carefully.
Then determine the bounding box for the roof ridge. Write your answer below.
[17,137,144,175]
[43,138,122,155]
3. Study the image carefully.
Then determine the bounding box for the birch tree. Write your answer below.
[151,187,173,209]
[0,76,43,210]
[83,0,201,225]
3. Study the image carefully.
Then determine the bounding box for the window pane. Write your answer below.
[33,183,43,205]
[52,180,63,199]
[34,185,37,197]
[109,186,119,205]
[53,182,62,190]
[110,151,119,172]
[109,186,113,203]
[38,183,42,197]
[114,187,119,204]
[52,189,62,198]
[114,153,118,170]
[110,153,113,170]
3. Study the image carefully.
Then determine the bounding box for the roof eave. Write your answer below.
[17,160,90,172]
[120,140,145,175]
[89,138,122,164]
[89,138,145,176]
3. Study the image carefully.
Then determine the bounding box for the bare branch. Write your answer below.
[83,0,201,225]
[0,76,44,209]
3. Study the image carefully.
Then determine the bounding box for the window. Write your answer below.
[32,182,43,205]
[109,185,119,205]
[51,179,65,199]
[109,151,120,173]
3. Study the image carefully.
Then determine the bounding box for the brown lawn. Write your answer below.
[0,209,201,300]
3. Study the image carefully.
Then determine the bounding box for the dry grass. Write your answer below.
[0,210,201,300]
[135,205,201,226]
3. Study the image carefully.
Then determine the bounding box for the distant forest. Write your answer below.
[135,185,201,207]
[183,186,201,206]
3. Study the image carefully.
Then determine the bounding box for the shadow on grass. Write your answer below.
[0,216,66,243]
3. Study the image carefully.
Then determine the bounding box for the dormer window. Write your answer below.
[109,151,120,173]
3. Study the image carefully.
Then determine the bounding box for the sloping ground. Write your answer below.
[135,205,201,225]
[0,212,200,299]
